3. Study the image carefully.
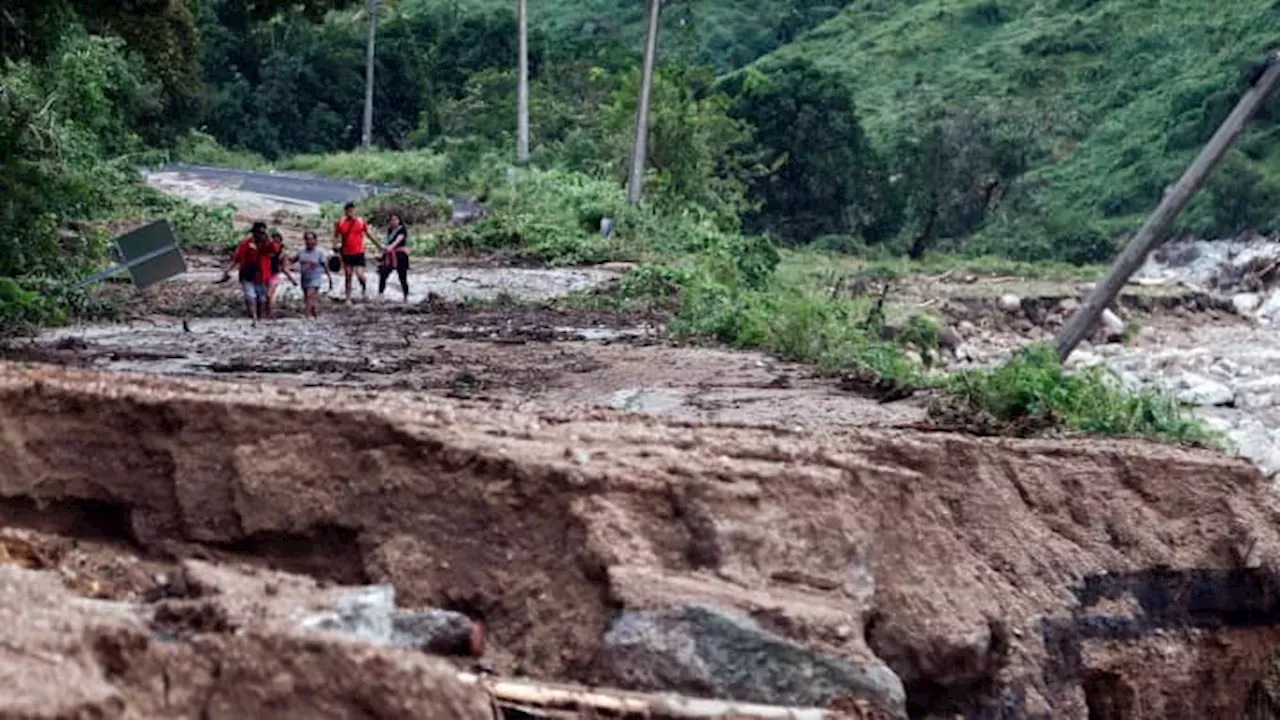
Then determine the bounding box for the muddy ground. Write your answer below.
[8,169,1280,719]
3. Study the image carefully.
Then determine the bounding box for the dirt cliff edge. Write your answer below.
[2,361,1280,718]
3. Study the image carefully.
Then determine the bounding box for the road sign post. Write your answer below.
[78,220,187,289]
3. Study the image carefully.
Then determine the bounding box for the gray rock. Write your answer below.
[938,326,962,352]
[1235,377,1280,396]
[1239,392,1274,410]
[1057,297,1080,315]
[997,294,1021,314]
[1064,351,1102,370]
[602,604,905,718]
[392,609,475,656]
[299,587,478,657]
[1228,422,1280,478]
[958,320,978,337]
[1174,373,1235,407]
[1202,416,1236,434]
[1209,358,1241,377]
[1261,290,1280,321]
[1233,293,1262,316]
[301,585,396,645]
[1100,309,1125,341]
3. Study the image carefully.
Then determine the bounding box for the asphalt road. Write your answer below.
[154,163,482,221]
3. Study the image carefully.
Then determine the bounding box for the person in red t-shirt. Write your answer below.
[333,202,381,301]
[222,221,270,324]
[257,229,295,320]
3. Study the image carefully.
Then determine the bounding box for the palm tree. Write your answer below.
[627,0,662,204]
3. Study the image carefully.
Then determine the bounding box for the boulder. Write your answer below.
[1173,373,1236,407]
[937,326,963,353]
[997,294,1022,314]
[1233,293,1262,316]
[1229,422,1280,478]
[301,586,482,657]
[601,604,906,718]
[1057,297,1080,315]
[301,585,396,645]
[393,610,480,656]
[1260,290,1280,322]
[1064,351,1102,370]
[1100,309,1126,341]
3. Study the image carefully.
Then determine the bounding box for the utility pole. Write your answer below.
[362,0,380,150]
[1056,52,1280,360]
[627,0,662,205]
[516,0,530,164]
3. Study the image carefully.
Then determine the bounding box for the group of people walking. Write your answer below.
[222,202,411,324]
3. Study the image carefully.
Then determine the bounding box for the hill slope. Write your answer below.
[757,0,1280,237]
[403,0,850,71]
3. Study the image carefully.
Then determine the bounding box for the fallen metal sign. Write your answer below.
[78,220,187,289]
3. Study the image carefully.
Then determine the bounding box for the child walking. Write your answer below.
[292,231,332,319]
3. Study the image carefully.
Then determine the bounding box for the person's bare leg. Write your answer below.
[356,266,368,299]
[344,265,354,301]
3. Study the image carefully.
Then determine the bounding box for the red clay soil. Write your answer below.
[3,361,1280,718]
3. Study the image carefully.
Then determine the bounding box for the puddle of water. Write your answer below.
[605,387,690,414]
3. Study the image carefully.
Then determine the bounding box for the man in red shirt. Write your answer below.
[222,221,270,324]
[333,202,380,301]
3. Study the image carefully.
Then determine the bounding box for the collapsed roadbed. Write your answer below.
[3,361,1280,718]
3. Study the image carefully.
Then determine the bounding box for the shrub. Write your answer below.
[940,344,1218,444]
[0,277,67,336]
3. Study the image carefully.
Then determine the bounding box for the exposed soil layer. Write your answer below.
[4,362,1280,717]
[0,557,493,720]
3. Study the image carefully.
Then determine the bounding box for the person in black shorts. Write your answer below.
[332,202,380,301]
[378,213,411,302]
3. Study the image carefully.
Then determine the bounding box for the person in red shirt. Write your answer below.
[257,229,296,319]
[333,202,381,301]
[222,221,269,324]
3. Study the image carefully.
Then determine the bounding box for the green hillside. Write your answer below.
[756,0,1280,237]
[404,0,850,71]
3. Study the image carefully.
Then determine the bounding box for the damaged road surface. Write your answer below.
[4,363,1280,718]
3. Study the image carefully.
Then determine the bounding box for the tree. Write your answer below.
[727,59,889,244]
[890,103,1043,258]
[603,66,758,225]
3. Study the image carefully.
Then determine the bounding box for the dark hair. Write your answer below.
[344,202,356,210]
[270,229,283,240]
[303,231,318,241]
[251,221,268,233]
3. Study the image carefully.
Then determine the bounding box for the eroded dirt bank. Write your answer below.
[3,362,1280,718]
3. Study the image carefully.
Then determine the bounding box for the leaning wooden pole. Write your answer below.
[627,0,662,205]
[1055,52,1280,361]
